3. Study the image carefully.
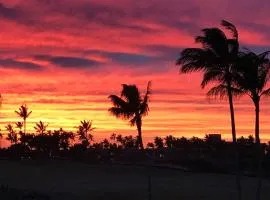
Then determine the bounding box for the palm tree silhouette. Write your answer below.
[236,50,270,200]
[15,121,23,135]
[77,120,95,147]
[15,104,32,134]
[5,124,17,144]
[108,81,151,150]
[34,121,48,134]
[176,20,242,200]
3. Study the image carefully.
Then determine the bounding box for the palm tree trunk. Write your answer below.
[136,117,144,150]
[24,119,26,135]
[255,100,263,200]
[228,87,242,200]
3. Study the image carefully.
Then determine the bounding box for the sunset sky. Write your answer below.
[0,0,270,143]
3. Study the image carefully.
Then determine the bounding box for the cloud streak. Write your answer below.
[0,58,42,70]
[34,55,102,68]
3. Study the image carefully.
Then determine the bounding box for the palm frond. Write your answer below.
[196,28,228,57]
[27,111,32,118]
[201,69,223,88]
[221,20,238,39]
[207,85,228,99]
[108,107,133,119]
[140,81,151,116]
[207,84,244,100]
[231,87,246,98]
[261,88,270,97]
[129,116,137,126]
[121,84,141,104]
[14,110,21,116]
[177,48,216,73]
[108,95,127,108]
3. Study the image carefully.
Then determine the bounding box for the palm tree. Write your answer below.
[77,120,95,147]
[176,20,242,200]
[15,121,23,131]
[15,104,32,134]
[15,121,24,135]
[34,121,48,134]
[235,50,270,200]
[108,81,151,150]
[5,124,17,144]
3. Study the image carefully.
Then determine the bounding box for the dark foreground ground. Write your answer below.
[0,160,270,200]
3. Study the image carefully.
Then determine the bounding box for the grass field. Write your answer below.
[0,160,270,200]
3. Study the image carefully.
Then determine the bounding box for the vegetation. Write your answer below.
[1,131,270,175]
[77,120,95,147]
[34,121,48,134]
[176,20,243,200]
[236,50,270,200]
[108,81,151,150]
[15,104,32,135]
[15,121,23,133]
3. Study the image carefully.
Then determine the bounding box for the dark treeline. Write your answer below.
[1,126,270,177]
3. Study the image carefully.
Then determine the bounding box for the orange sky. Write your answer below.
[0,0,270,143]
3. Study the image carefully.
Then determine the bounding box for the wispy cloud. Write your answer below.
[0,58,42,70]
[34,55,102,68]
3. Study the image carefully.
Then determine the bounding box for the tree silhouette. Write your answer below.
[165,135,176,149]
[15,121,24,137]
[154,137,164,149]
[108,81,151,149]
[118,134,138,149]
[15,122,23,132]
[57,129,74,151]
[34,121,48,134]
[5,124,17,144]
[20,133,34,150]
[176,20,242,200]
[146,142,155,149]
[236,50,270,200]
[15,105,32,134]
[77,120,95,147]
[237,135,254,146]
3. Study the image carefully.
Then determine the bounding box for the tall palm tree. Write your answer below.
[176,20,242,200]
[235,50,270,200]
[77,120,95,147]
[34,121,48,134]
[15,104,32,134]
[108,81,151,150]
